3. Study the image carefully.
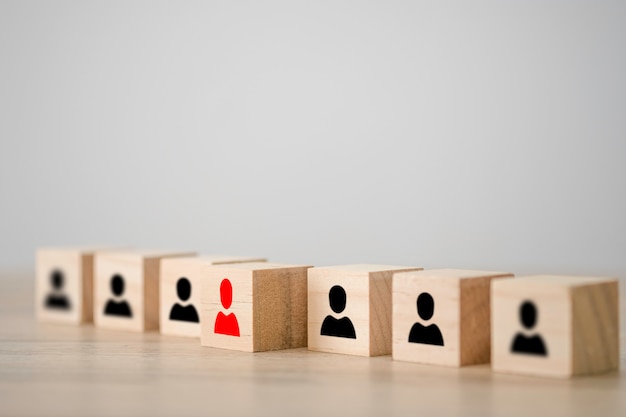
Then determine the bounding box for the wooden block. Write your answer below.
[308,264,422,357]
[94,250,195,332]
[393,269,513,366]
[492,275,619,378]
[160,255,267,338]
[200,262,311,352]
[36,247,114,324]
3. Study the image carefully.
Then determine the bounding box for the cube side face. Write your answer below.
[160,259,204,338]
[492,280,572,377]
[200,268,254,352]
[286,267,309,349]
[368,271,393,356]
[36,249,83,324]
[143,258,161,331]
[308,269,370,356]
[392,273,461,366]
[571,281,619,375]
[252,267,308,352]
[459,275,512,365]
[94,254,144,332]
[81,254,95,323]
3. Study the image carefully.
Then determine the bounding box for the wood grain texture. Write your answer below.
[160,256,267,338]
[0,270,625,417]
[81,253,94,323]
[200,262,310,352]
[571,281,619,375]
[393,269,512,367]
[492,275,619,377]
[308,264,422,357]
[94,250,194,332]
[460,275,508,365]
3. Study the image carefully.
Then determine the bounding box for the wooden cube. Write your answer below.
[492,275,619,378]
[36,247,114,324]
[160,255,266,338]
[200,262,310,352]
[393,269,513,366]
[308,264,422,357]
[94,250,195,332]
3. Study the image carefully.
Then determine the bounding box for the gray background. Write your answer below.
[1,1,625,276]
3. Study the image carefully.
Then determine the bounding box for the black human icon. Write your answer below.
[511,301,548,356]
[169,277,199,323]
[45,269,71,310]
[320,285,356,339]
[104,274,133,318]
[408,292,444,346]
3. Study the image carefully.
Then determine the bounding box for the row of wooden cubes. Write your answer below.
[36,248,619,378]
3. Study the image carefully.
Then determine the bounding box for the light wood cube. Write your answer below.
[200,262,311,352]
[308,264,422,357]
[160,255,266,338]
[492,275,619,378]
[36,247,114,324]
[94,250,195,332]
[393,269,513,366]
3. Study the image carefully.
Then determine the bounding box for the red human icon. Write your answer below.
[214,278,240,336]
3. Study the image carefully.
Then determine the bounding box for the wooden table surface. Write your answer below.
[1,270,624,417]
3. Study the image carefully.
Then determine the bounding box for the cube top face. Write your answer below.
[492,276,619,377]
[402,268,514,281]
[99,249,196,261]
[94,250,194,332]
[194,255,267,265]
[494,275,617,288]
[204,262,310,273]
[393,269,513,367]
[308,264,422,357]
[159,256,267,338]
[200,263,310,352]
[36,249,84,324]
[37,245,118,254]
[312,264,420,274]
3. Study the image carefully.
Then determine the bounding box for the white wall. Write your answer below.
[1,1,625,276]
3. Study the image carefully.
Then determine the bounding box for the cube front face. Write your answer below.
[94,254,145,332]
[393,273,462,366]
[36,249,85,324]
[492,280,573,377]
[200,268,254,352]
[160,258,204,338]
[308,269,370,356]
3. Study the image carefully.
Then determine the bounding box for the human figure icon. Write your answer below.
[104,274,133,318]
[408,292,444,346]
[45,269,71,310]
[214,278,240,336]
[320,285,356,339]
[511,300,548,356]
[169,277,199,323]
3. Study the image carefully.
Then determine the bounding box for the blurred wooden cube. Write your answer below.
[200,262,311,352]
[160,255,266,338]
[492,275,619,377]
[36,246,113,324]
[94,249,195,332]
[308,264,422,357]
[393,269,513,366]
